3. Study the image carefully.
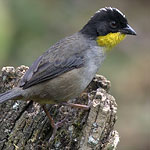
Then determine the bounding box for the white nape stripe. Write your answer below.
[90,7,126,21]
[96,7,126,18]
[114,8,126,18]
[96,8,107,14]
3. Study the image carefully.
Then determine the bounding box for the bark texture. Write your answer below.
[0,66,119,150]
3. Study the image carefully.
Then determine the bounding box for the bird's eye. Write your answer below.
[110,21,118,29]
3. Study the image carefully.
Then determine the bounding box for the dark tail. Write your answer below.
[0,88,23,103]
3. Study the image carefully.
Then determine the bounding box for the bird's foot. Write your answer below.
[49,117,67,142]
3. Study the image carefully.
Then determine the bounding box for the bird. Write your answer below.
[0,7,136,137]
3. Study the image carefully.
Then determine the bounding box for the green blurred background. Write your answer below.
[0,0,149,149]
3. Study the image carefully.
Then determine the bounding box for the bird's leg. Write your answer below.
[62,101,92,110]
[41,104,67,141]
[62,92,92,110]
[42,104,55,128]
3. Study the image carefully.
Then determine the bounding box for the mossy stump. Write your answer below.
[0,66,119,150]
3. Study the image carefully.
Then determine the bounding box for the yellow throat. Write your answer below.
[96,32,126,51]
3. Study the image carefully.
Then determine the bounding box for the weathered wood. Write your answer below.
[0,66,119,150]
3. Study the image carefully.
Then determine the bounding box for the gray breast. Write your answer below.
[79,45,105,90]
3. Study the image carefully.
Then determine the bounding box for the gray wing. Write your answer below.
[20,36,85,89]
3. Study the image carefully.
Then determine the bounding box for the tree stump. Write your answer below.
[0,66,119,150]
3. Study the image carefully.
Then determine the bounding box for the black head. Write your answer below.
[80,7,136,39]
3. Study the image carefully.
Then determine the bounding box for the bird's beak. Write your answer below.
[119,24,136,35]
